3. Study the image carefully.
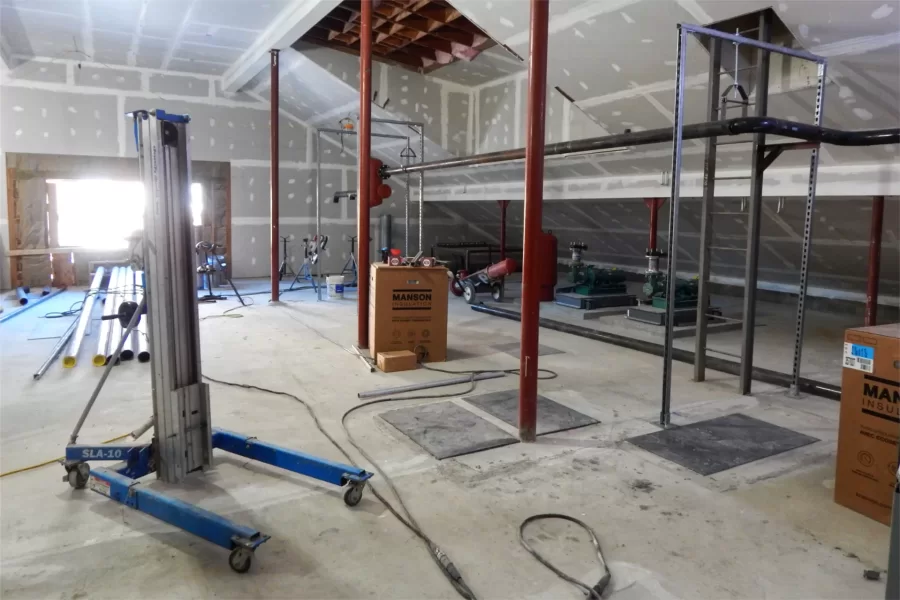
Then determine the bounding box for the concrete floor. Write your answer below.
[0,280,891,599]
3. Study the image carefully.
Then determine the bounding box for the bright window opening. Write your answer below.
[53,179,204,249]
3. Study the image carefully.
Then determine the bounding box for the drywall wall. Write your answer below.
[0,57,422,286]
[430,196,900,303]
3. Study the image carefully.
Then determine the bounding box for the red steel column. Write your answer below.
[518,0,550,443]
[865,195,884,327]
[357,0,373,348]
[498,200,510,260]
[645,197,664,251]
[270,49,280,302]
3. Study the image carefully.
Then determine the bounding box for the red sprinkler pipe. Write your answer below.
[518,0,550,443]
[357,0,373,348]
[498,200,510,260]
[270,49,280,303]
[865,195,884,327]
[645,198,665,251]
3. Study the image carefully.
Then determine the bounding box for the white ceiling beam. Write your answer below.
[161,0,197,71]
[81,0,94,59]
[222,0,342,93]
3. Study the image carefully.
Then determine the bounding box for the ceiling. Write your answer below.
[0,0,293,75]
[297,0,495,73]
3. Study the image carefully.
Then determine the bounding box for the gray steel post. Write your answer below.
[694,37,722,383]
[739,11,773,395]
[405,137,410,255]
[418,125,425,253]
[790,61,827,395]
[660,25,688,428]
[316,130,322,301]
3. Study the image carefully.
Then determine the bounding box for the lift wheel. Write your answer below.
[229,546,254,573]
[343,482,365,507]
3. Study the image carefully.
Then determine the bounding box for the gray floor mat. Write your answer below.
[465,389,599,435]
[492,342,563,358]
[380,401,518,459]
[626,413,818,476]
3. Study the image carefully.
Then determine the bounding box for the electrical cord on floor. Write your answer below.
[412,345,560,381]
[203,374,478,600]
[519,514,611,600]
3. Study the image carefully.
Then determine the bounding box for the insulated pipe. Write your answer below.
[357,371,506,400]
[34,316,79,380]
[865,195,884,327]
[518,0,550,443]
[63,266,105,368]
[118,268,135,361]
[106,268,126,365]
[357,0,373,349]
[383,118,900,176]
[94,267,120,366]
[270,49,280,303]
[646,198,663,251]
[472,304,841,401]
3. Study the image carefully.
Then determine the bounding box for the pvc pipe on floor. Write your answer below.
[357,371,506,400]
[0,287,65,324]
[63,267,105,368]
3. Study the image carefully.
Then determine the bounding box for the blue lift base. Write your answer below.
[64,427,373,573]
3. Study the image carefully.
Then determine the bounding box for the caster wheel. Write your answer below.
[67,462,90,489]
[229,547,253,573]
[490,282,503,302]
[462,281,477,305]
[343,483,364,507]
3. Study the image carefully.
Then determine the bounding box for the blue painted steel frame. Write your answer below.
[211,428,373,486]
[67,429,372,554]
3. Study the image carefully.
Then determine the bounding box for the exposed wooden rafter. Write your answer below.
[296,0,494,74]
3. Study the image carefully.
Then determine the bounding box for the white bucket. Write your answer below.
[326,275,345,299]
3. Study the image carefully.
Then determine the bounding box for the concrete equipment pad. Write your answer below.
[627,413,818,476]
[465,389,599,435]
[380,401,518,459]
[492,341,563,357]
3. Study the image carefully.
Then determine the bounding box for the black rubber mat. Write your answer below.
[627,413,818,476]
[465,390,599,435]
[492,342,563,358]
[380,401,518,460]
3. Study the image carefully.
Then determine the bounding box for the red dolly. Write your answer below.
[451,258,518,304]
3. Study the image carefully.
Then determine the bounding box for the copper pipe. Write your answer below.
[518,0,550,443]
[270,49,280,303]
[646,198,663,251]
[357,0,373,348]
[865,195,884,327]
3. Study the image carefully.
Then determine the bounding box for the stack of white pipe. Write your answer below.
[94,267,121,367]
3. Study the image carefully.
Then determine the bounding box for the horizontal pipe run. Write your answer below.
[317,128,410,140]
[471,304,840,401]
[0,287,66,324]
[682,23,825,62]
[372,117,424,129]
[63,267,105,368]
[357,371,506,400]
[383,117,900,176]
[33,317,79,380]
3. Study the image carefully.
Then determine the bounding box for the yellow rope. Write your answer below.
[0,432,131,478]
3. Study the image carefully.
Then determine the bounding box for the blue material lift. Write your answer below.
[65,429,372,573]
[62,110,372,573]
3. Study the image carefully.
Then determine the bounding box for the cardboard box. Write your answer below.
[834,323,900,525]
[377,350,418,373]
[369,263,448,362]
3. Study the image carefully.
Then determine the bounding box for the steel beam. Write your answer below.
[270,49,280,303]
[865,195,885,326]
[518,0,550,443]
[739,11,773,396]
[357,0,372,349]
[694,37,722,383]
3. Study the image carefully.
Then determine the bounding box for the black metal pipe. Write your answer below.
[383,117,900,176]
[470,304,841,401]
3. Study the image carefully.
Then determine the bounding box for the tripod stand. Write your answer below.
[341,235,358,287]
[196,241,246,306]
[289,235,328,292]
[277,236,295,280]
